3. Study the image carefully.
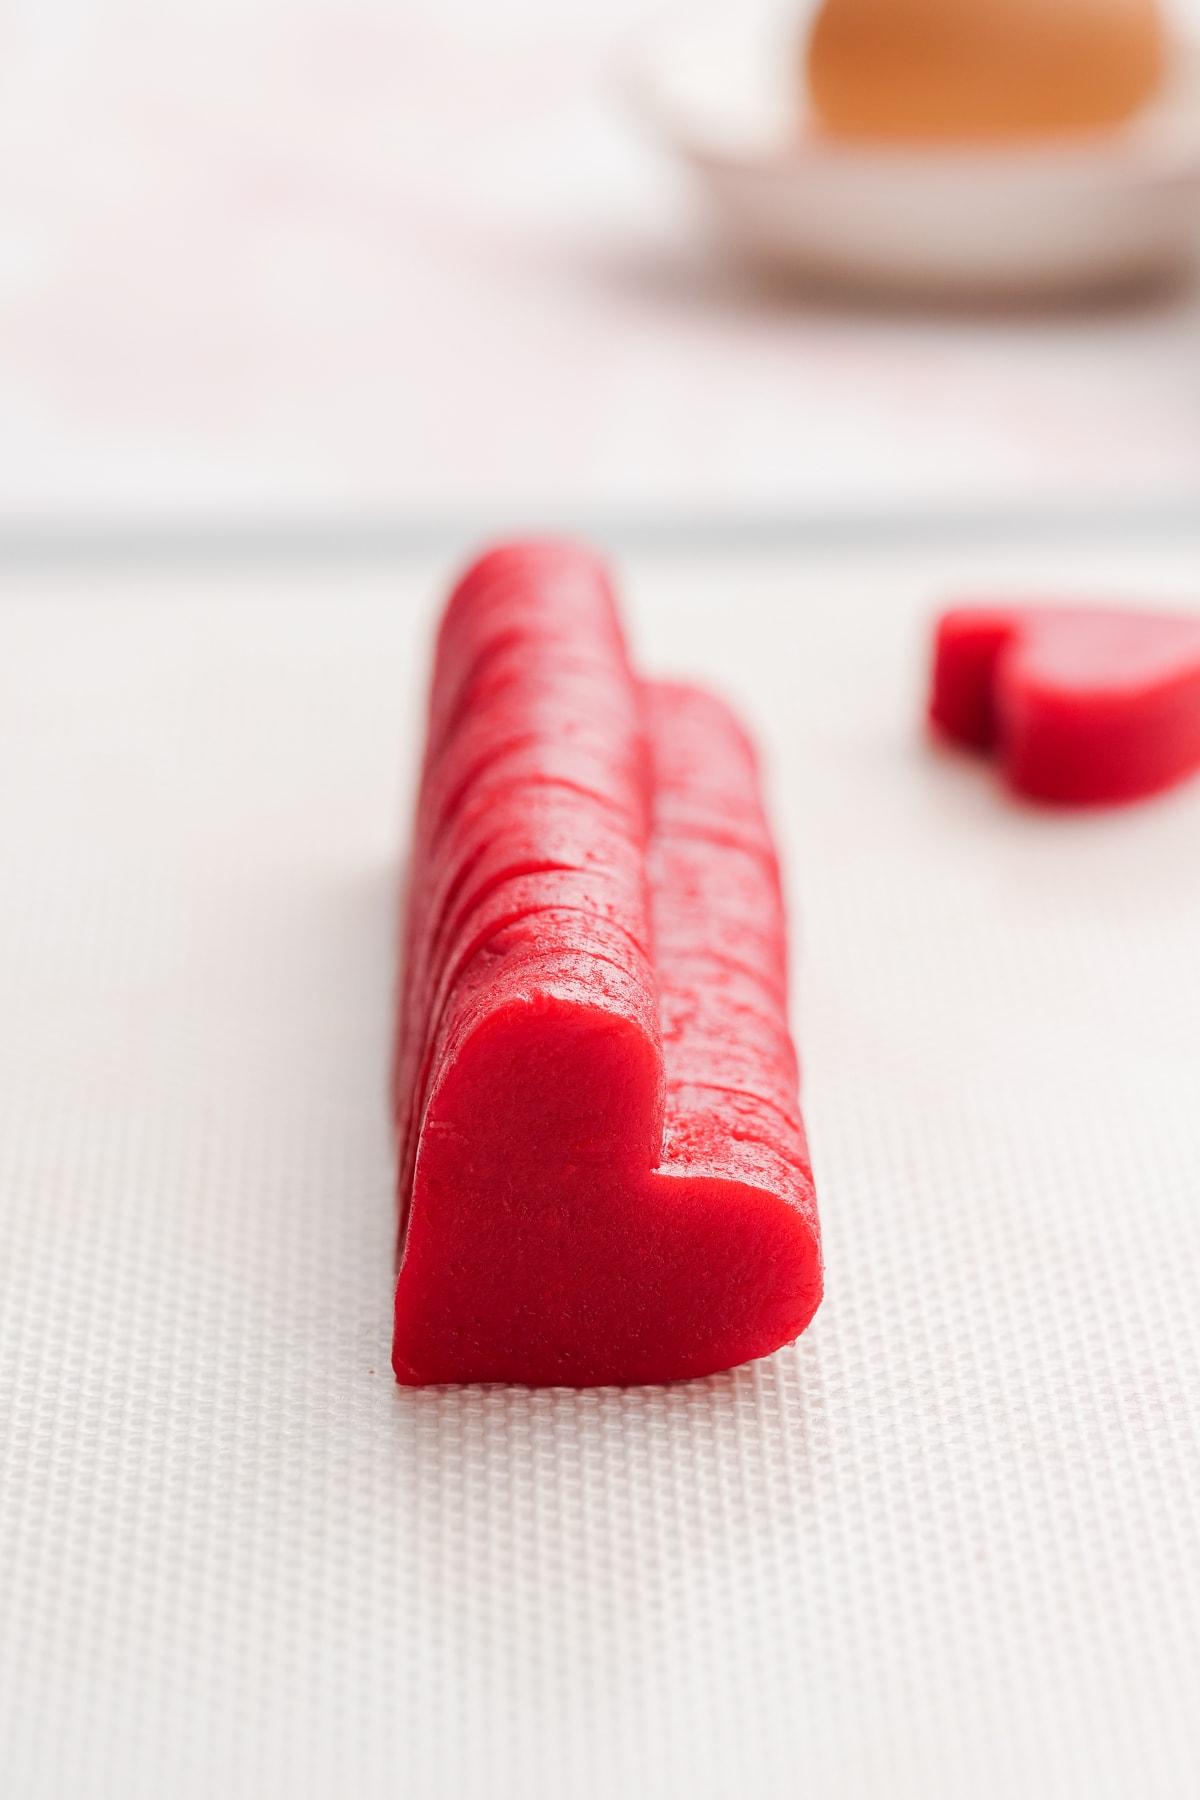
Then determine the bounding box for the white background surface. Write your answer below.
[4,0,1200,526]
[2,538,1199,1798]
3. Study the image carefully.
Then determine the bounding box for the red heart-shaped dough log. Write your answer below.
[930,604,1200,803]
[392,543,822,1386]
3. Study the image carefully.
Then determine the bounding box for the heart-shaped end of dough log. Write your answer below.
[393,546,821,1386]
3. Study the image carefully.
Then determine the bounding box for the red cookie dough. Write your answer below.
[930,604,1200,804]
[392,542,822,1386]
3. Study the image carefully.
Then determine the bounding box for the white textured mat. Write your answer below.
[2,544,1199,1799]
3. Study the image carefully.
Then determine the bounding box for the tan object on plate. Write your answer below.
[808,0,1166,140]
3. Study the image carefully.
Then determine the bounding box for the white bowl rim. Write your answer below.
[627,12,1200,187]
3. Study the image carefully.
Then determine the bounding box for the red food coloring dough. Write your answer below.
[930,604,1200,805]
[392,542,822,1387]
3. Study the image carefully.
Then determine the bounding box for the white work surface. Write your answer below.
[2,537,1199,1799]
[5,0,1200,528]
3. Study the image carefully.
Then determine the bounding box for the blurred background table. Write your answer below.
[3,0,1200,544]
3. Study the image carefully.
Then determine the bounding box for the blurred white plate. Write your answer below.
[630,5,1200,299]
